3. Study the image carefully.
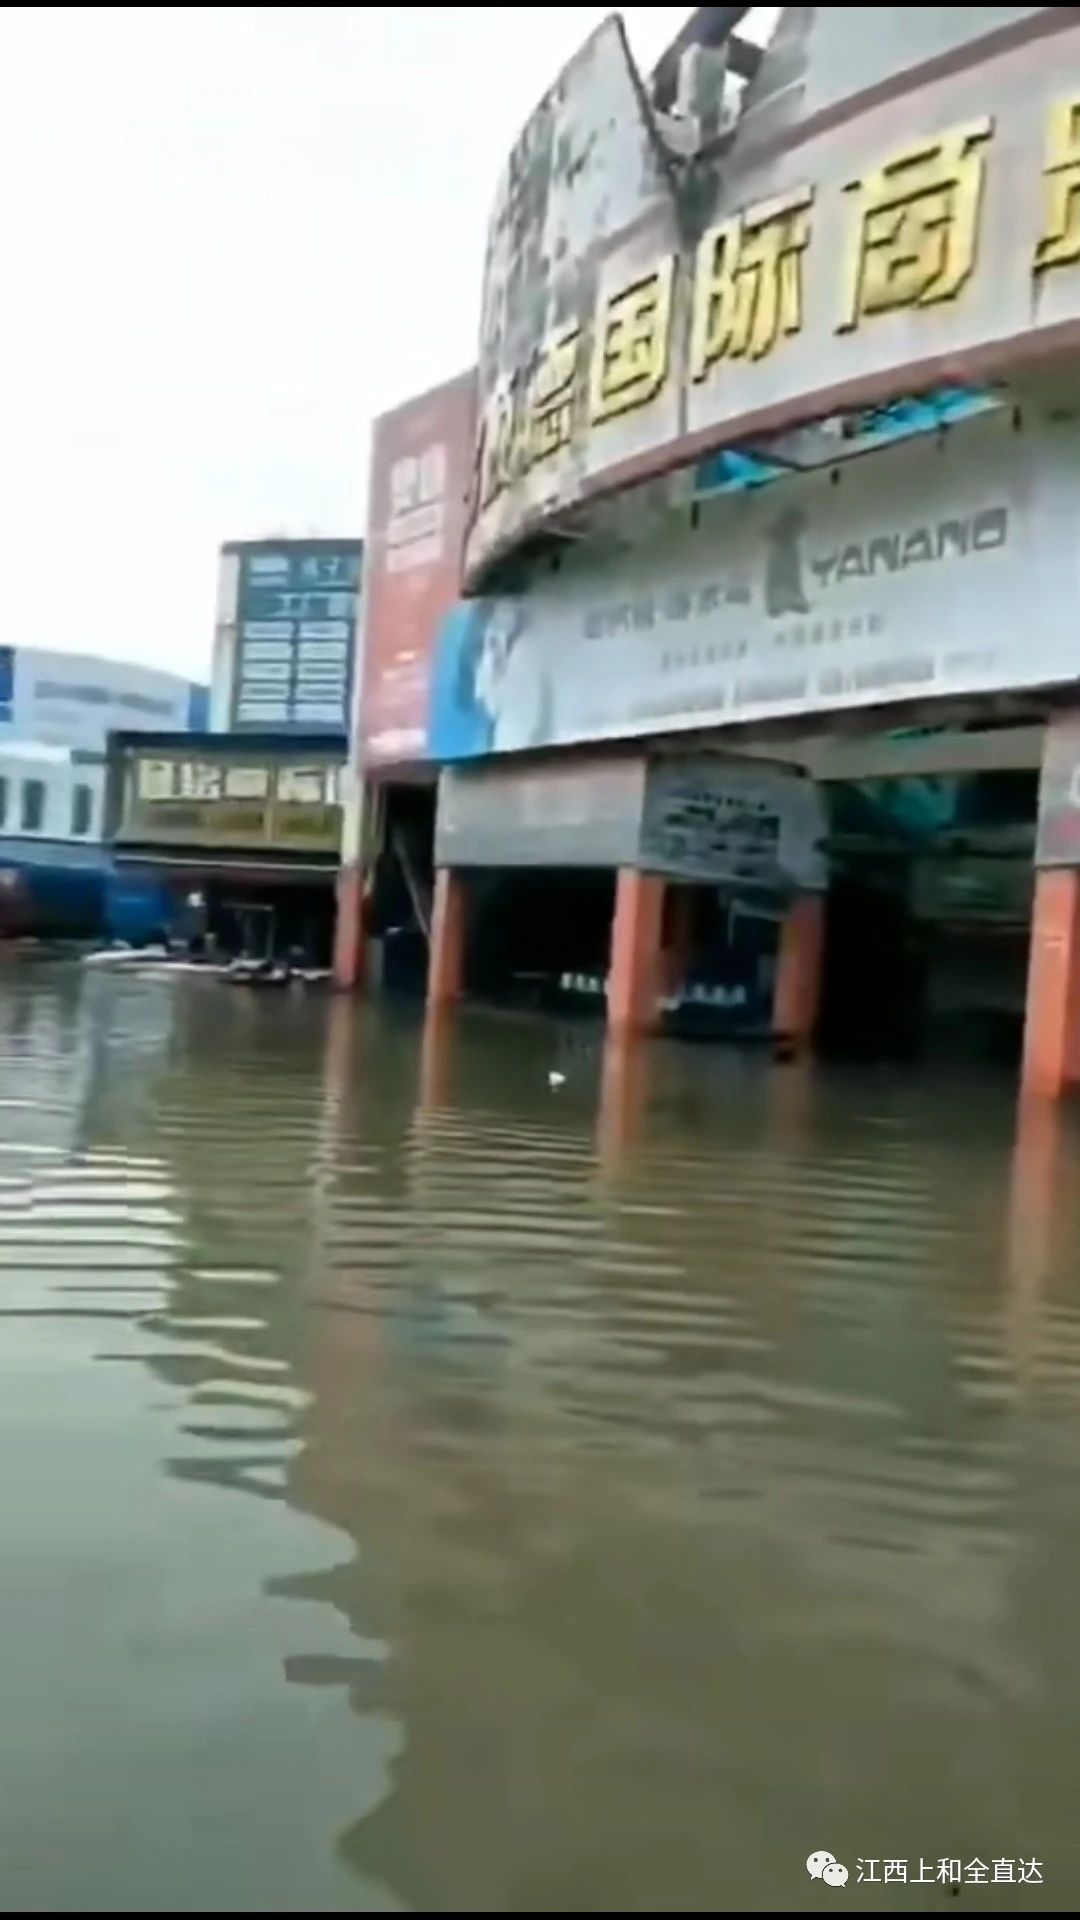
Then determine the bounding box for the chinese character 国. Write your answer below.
[589,259,674,423]
[838,119,992,331]
[690,184,813,378]
[1034,97,1080,272]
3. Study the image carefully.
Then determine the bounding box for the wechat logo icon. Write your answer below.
[807,1851,849,1887]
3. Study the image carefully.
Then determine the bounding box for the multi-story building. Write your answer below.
[104,538,361,964]
[338,5,1080,1099]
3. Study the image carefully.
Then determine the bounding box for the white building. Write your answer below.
[0,645,205,935]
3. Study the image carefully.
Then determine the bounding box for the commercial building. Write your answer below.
[0,645,206,938]
[337,6,1080,1098]
[104,537,360,961]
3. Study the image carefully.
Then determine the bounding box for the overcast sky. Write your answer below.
[0,7,781,683]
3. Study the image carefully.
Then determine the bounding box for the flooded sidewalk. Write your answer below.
[0,961,1075,1910]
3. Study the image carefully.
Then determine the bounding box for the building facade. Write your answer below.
[338,6,1080,1097]
[101,537,361,964]
[0,646,205,938]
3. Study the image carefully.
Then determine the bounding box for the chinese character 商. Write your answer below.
[690,185,813,377]
[528,324,580,462]
[589,259,674,423]
[838,119,992,331]
[1035,97,1080,272]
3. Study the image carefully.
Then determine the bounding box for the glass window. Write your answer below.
[224,765,270,800]
[71,783,93,837]
[277,767,324,804]
[138,759,178,802]
[0,775,7,830]
[21,779,46,833]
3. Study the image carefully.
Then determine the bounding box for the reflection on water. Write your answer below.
[0,961,1078,1910]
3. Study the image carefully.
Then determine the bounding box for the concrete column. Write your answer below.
[427,868,466,1009]
[773,892,825,1053]
[1020,867,1080,1099]
[607,868,665,1038]
[332,861,367,991]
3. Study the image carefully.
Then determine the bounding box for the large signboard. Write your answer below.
[115,747,343,855]
[436,749,826,891]
[358,370,477,766]
[467,9,1080,581]
[232,543,360,734]
[429,410,1080,759]
[639,758,827,893]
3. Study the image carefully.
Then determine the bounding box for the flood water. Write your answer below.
[1,959,1078,1911]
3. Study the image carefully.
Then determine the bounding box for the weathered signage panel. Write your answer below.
[434,748,826,891]
[431,411,1080,758]
[639,757,828,892]
[467,10,1080,580]
[435,755,647,869]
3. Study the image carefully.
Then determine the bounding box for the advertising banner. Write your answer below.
[231,543,360,734]
[429,411,1080,761]
[358,369,477,767]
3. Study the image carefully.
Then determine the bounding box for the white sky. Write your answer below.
[0,7,775,683]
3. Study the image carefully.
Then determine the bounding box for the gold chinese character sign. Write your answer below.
[838,118,992,331]
[1035,97,1080,272]
[589,259,674,424]
[690,184,814,380]
[527,324,581,462]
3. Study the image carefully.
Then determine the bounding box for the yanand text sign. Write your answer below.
[468,11,1080,580]
[429,412,1080,758]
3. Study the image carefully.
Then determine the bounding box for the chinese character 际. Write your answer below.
[690,185,813,378]
[589,259,674,423]
[838,119,993,331]
[1018,1859,1044,1885]
[527,324,580,462]
[1035,97,1080,272]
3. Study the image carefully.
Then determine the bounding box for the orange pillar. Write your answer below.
[607,868,665,1038]
[772,892,825,1052]
[1020,867,1080,1099]
[427,868,466,1010]
[661,883,696,1000]
[332,860,367,991]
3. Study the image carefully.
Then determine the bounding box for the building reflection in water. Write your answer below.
[6,965,1080,1907]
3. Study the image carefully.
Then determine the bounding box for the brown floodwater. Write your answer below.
[1,958,1078,1912]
